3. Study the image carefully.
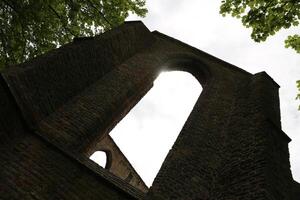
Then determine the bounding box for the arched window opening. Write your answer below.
[109,71,202,187]
[90,151,108,168]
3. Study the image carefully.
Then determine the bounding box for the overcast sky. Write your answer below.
[91,0,300,186]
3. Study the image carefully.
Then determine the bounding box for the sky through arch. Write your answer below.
[125,0,300,181]
[90,151,107,168]
[108,71,202,186]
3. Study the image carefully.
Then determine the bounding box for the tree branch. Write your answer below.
[86,0,113,28]
[0,29,9,66]
[48,5,77,37]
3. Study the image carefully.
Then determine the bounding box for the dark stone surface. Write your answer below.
[0,21,298,200]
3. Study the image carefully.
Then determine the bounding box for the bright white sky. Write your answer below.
[91,0,300,187]
[109,72,201,186]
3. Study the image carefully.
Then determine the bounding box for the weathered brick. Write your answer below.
[0,21,298,200]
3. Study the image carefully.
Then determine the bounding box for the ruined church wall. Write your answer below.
[0,21,299,200]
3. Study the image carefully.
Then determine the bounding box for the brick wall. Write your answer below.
[0,21,299,200]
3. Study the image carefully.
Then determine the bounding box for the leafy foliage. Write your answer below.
[285,34,300,53]
[220,0,300,51]
[297,80,300,110]
[220,0,300,109]
[0,0,147,69]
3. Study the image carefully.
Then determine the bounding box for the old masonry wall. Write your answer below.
[0,21,299,200]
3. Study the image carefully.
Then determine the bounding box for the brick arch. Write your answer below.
[141,55,221,199]
[109,70,202,186]
[136,36,294,199]
[79,53,213,156]
[0,21,298,200]
[161,53,212,86]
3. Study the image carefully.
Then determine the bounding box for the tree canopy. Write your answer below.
[220,0,300,52]
[0,0,147,69]
[220,0,300,109]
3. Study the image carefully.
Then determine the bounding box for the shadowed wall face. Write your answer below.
[0,21,299,200]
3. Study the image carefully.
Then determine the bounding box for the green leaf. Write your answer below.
[219,0,300,111]
[0,0,148,69]
[297,80,300,110]
[219,0,300,51]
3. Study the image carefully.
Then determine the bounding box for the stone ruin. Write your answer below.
[1,21,299,199]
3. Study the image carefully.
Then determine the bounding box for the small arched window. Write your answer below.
[90,151,108,168]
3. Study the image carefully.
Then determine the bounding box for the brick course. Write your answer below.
[0,21,298,200]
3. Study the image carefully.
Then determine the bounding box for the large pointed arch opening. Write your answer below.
[104,71,202,186]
